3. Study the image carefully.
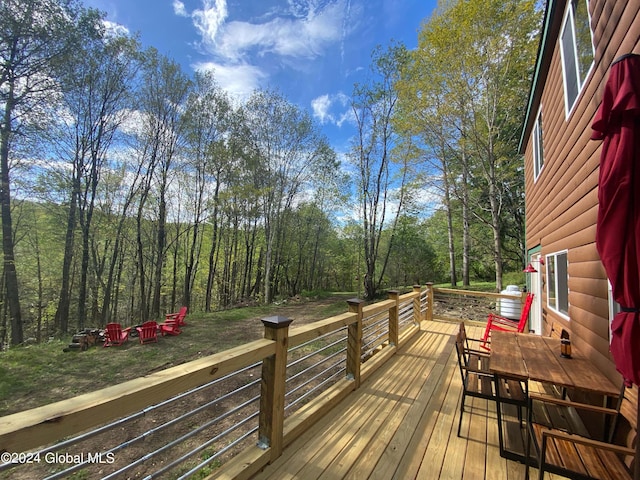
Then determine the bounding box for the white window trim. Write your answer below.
[559,0,595,118]
[546,250,570,319]
[607,280,621,343]
[532,107,544,181]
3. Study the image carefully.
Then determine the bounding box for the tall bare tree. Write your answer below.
[135,49,190,319]
[0,0,88,343]
[54,31,140,331]
[182,71,231,311]
[351,43,410,299]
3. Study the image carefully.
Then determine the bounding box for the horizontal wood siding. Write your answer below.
[523,0,640,382]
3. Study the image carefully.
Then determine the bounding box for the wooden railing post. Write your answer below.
[425,283,434,322]
[346,298,364,389]
[413,285,422,325]
[388,290,400,346]
[258,315,292,460]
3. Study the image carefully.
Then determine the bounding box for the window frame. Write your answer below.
[559,0,595,117]
[532,107,544,181]
[546,250,570,318]
[607,280,621,342]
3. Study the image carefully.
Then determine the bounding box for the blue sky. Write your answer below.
[83,0,438,152]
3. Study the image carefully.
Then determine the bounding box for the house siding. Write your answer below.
[522,0,640,382]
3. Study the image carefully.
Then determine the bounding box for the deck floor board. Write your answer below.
[250,321,567,480]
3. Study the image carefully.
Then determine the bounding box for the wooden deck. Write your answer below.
[250,321,566,480]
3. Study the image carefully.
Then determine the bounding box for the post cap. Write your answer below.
[261,315,293,329]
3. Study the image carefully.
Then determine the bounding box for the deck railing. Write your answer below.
[432,287,528,324]
[0,284,526,479]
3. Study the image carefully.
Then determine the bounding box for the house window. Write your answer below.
[608,280,621,342]
[546,251,569,316]
[533,109,544,180]
[559,0,594,115]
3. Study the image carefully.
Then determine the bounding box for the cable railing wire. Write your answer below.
[361,331,389,359]
[175,419,259,480]
[148,412,259,479]
[285,355,346,409]
[99,392,261,480]
[40,365,261,480]
[2,362,262,478]
[287,345,346,385]
[287,333,346,371]
[288,326,347,356]
[285,367,347,410]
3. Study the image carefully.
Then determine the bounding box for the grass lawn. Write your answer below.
[0,294,352,417]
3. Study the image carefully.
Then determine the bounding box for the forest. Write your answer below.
[0,0,541,346]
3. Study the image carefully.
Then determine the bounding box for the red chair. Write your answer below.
[103,323,131,347]
[164,306,187,327]
[136,321,158,344]
[159,320,181,336]
[481,293,534,350]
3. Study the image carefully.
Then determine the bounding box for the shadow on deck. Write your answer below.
[245,321,559,480]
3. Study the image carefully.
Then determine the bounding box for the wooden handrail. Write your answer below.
[288,312,357,348]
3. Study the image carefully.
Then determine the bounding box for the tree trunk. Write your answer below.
[55,172,79,334]
[205,217,219,312]
[152,184,167,318]
[136,199,149,322]
[461,144,470,287]
[1,89,22,345]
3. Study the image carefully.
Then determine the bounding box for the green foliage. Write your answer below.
[502,271,527,289]
[0,0,538,345]
[299,289,335,300]
[395,0,541,287]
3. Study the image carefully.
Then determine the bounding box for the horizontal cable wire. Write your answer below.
[285,356,346,404]
[287,334,346,371]
[285,367,346,410]
[147,412,260,479]
[288,326,347,355]
[41,365,261,480]
[0,365,260,474]
[100,393,261,480]
[175,419,259,480]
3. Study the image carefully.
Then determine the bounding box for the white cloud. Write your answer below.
[173,0,188,17]
[180,1,360,106]
[192,0,229,43]
[311,94,332,123]
[311,92,354,126]
[103,20,130,38]
[213,2,344,61]
[193,61,267,101]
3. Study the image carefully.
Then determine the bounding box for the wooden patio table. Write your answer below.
[488,330,622,463]
[489,330,620,397]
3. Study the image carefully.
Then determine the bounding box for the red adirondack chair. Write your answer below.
[159,320,181,336]
[164,306,187,327]
[480,293,534,350]
[103,323,131,347]
[136,321,158,345]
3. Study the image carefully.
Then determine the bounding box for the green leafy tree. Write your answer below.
[350,43,412,300]
[182,71,232,311]
[396,0,540,290]
[243,89,334,303]
[0,0,92,343]
[54,30,140,331]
